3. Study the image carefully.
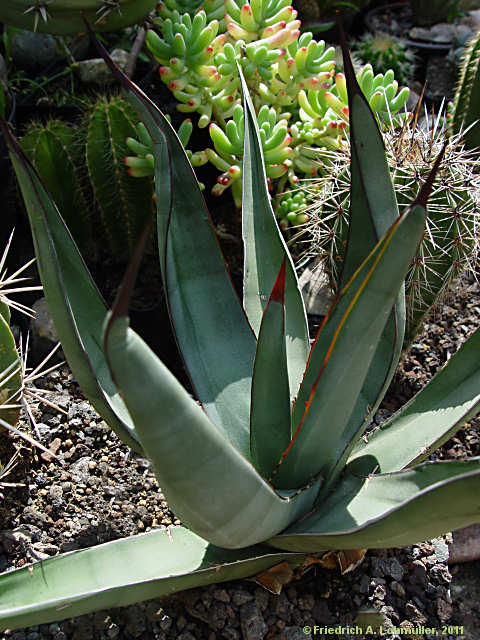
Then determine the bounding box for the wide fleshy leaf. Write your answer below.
[93,39,257,457]
[0,527,307,631]
[240,68,309,401]
[268,458,480,551]
[250,260,292,478]
[336,35,404,464]
[104,314,321,549]
[273,204,426,490]
[0,119,140,452]
[348,325,480,472]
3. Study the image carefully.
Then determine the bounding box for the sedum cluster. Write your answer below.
[125,0,411,219]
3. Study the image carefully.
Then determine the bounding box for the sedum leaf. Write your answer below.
[104,313,321,549]
[268,458,480,551]
[250,259,292,479]
[0,527,308,631]
[348,325,480,472]
[240,68,309,401]
[0,118,140,452]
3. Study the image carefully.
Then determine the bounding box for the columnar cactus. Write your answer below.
[0,0,156,33]
[21,120,92,254]
[449,29,480,150]
[84,96,154,256]
[21,96,154,259]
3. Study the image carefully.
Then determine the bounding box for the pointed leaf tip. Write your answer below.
[110,220,153,320]
[414,144,446,209]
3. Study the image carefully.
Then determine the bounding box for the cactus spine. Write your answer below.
[303,115,480,343]
[450,30,480,150]
[0,0,156,34]
[21,120,92,254]
[0,301,22,429]
[21,96,154,259]
[84,96,154,257]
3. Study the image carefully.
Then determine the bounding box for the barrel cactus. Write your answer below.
[303,110,480,343]
[0,0,156,33]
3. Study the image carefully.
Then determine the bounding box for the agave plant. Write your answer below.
[0,35,479,630]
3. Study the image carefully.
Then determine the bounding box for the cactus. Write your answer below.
[20,120,92,255]
[84,95,154,257]
[0,301,22,429]
[21,96,155,259]
[303,112,480,342]
[449,29,480,150]
[0,0,156,34]
[352,33,415,88]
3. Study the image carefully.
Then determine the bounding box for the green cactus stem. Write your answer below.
[21,119,92,255]
[449,29,480,150]
[0,301,22,429]
[84,95,154,257]
[0,0,157,34]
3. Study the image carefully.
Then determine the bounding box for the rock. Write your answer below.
[436,598,453,622]
[298,259,334,316]
[449,524,480,563]
[239,602,267,640]
[10,30,57,71]
[69,456,92,483]
[405,602,427,625]
[409,560,427,585]
[231,588,254,606]
[383,557,404,582]
[40,437,62,463]
[390,581,406,598]
[285,627,311,639]
[31,298,58,341]
[77,49,129,85]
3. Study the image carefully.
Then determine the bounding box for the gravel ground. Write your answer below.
[0,274,479,640]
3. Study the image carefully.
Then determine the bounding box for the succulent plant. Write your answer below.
[83,95,155,256]
[1,39,479,629]
[20,119,92,255]
[352,33,415,87]
[275,187,309,228]
[303,109,480,343]
[0,233,57,444]
[0,0,157,34]
[21,95,154,259]
[140,3,410,208]
[449,29,480,150]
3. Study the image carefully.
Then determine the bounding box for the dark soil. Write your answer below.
[0,271,479,639]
